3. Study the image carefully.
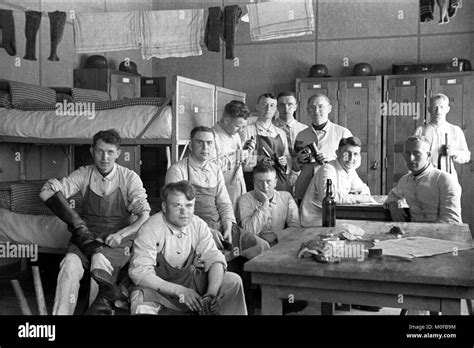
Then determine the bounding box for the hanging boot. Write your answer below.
[23,10,42,61]
[44,191,103,256]
[85,269,129,315]
[48,11,66,61]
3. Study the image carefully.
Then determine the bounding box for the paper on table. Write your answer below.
[374,236,474,259]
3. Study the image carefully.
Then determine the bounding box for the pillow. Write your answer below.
[9,80,56,106]
[71,87,110,102]
[0,89,11,108]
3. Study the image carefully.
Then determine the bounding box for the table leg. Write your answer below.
[261,285,282,315]
[440,299,461,315]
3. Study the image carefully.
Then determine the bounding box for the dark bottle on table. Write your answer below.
[322,179,336,227]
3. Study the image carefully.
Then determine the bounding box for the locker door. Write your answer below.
[338,77,382,194]
[383,76,426,193]
[116,146,141,175]
[430,73,473,232]
[0,143,22,182]
[296,78,339,126]
[25,145,72,181]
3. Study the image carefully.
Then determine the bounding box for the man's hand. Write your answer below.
[288,171,299,187]
[243,137,256,151]
[297,149,310,164]
[175,285,203,312]
[254,189,269,206]
[222,227,232,245]
[278,156,287,167]
[315,152,330,164]
[388,201,410,222]
[105,233,123,248]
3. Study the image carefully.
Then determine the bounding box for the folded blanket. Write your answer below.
[247,0,314,41]
[74,11,141,53]
[141,9,205,59]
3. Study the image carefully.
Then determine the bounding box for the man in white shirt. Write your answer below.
[293,94,352,202]
[300,136,375,227]
[212,100,250,210]
[237,163,300,257]
[40,129,151,315]
[129,181,247,315]
[414,93,470,178]
[384,135,462,223]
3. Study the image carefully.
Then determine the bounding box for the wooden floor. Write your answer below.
[0,254,470,316]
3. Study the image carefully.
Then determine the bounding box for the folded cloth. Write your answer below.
[420,0,435,22]
[74,11,141,53]
[141,9,205,59]
[246,0,314,41]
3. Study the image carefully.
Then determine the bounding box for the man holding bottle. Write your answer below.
[300,136,375,227]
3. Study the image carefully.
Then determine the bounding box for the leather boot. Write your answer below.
[86,269,129,315]
[44,192,103,256]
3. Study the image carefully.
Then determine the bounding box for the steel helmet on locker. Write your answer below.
[119,60,139,75]
[353,62,374,76]
[84,55,107,69]
[308,64,331,77]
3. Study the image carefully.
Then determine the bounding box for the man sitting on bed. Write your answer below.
[165,126,235,249]
[300,136,375,227]
[40,129,151,315]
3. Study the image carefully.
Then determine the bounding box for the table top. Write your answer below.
[245,220,474,287]
[337,195,387,207]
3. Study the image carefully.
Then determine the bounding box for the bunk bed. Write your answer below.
[0,75,246,253]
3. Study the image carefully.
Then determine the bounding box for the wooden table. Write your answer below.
[244,220,474,315]
[336,195,391,221]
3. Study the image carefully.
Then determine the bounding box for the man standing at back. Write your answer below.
[293,94,352,203]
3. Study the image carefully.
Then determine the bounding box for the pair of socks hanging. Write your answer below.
[205,5,242,60]
[0,9,66,61]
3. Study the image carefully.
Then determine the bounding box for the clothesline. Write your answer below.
[0,1,74,24]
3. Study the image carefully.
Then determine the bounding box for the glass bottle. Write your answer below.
[322,179,336,227]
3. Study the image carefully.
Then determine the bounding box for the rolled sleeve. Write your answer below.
[129,216,162,286]
[195,219,227,271]
[40,166,87,200]
[126,171,151,215]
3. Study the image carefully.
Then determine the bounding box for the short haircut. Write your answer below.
[190,126,215,140]
[257,93,276,103]
[307,93,330,106]
[338,136,362,149]
[404,135,430,149]
[277,91,296,101]
[161,181,196,202]
[93,129,121,148]
[224,100,250,120]
[252,163,276,177]
[430,93,449,104]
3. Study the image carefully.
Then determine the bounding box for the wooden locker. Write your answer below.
[110,72,141,100]
[296,79,339,126]
[383,76,426,193]
[141,77,167,98]
[338,77,382,194]
[25,145,72,181]
[116,146,141,175]
[0,143,22,182]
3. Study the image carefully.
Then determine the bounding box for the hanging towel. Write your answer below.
[223,5,242,60]
[24,10,42,61]
[141,9,205,60]
[420,0,435,22]
[74,11,141,53]
[0,9,16,56]
[246,0,314,42]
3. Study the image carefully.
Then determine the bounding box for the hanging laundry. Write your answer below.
[420,0,435,22]
[24,10,42,60]
[74,11,141,53]
[246,0,314,42]
[141,9,205,59]
[48,11,66,61]
[448,0,462,18]
[0,9,16,56]
[223,5,242,60]
[205,6,222,53]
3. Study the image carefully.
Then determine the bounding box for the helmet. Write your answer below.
[84,55,107,69]
[353,62,374,76]
[308,64,331,77]
[119,60,139,75]
[458,59,472,71]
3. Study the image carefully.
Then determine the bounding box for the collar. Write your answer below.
[409,163,435,180]
[256,119,276,132]
[332,159,354,175]
[93,163,117,181]
[427,120,449,129]
[274,117,297,128]
[311,120,331,134]
[188,155,211,170]
[215,121,233,138]
[163,214,189,235]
